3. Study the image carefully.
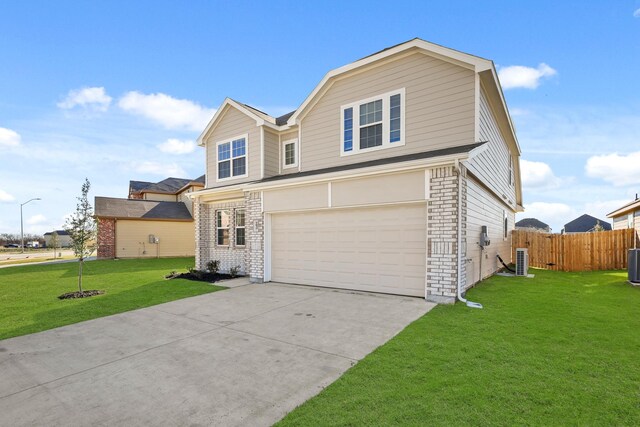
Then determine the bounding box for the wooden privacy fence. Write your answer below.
[511,229,636,272]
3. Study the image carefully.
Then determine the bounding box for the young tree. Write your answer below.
[50,231,59,258]
[64,178,97,293]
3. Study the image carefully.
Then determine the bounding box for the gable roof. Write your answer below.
[607,197,640,218]
[95,197,193,221]
[563,214,612,233]
[515,218,550,230]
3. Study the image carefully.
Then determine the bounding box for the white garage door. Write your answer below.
[270,204,426,297]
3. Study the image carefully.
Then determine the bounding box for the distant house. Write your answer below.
[607,196,640,241]
[562,214,612,234]
[515,218,551,233]
[43,230,72,247]
[95,176,204,259]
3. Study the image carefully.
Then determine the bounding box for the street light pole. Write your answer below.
[20,198,41,254]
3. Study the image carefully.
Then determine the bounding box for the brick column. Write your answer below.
[246,192,264,283]
[194,201,212,270]
[97,218,115,259]
[426,166,465,304]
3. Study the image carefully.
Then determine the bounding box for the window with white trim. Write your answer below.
[508,156,513,185]
[340,88,405,156]
[282,138,298,169]
[628,213,634,229]
[217,136,247,180]
[216,210,230,246]
[235,209,246,246]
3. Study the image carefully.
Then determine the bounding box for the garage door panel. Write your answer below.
[271,204,426,297]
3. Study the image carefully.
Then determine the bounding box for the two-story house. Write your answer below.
[190,38,523,304]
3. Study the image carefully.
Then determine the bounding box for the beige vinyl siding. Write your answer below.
[115,220,195,258]
[206,106,260,188]
[143,193,176,202]
[612,215,628,230]
[263,183,328,212]
[280,130,299,175]
[300,52,475,171]
[465,86,517,210]
[465,176,514,288]
[263,129,279,178]
[178,191,195,215]
[331,170,425,207]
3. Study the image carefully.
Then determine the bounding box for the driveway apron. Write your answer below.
[0,282,434,426]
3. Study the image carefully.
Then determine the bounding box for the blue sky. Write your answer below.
[1,1,639,234]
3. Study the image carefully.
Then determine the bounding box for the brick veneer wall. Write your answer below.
[245,192,264,283]
[426,166,466,304]
[97,218,115,259]
[195,200,247,274]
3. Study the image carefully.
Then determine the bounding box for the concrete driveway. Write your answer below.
[0,282,434,426]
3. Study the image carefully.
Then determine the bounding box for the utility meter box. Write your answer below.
[480,226,491,247]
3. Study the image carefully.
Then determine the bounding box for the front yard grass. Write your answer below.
[279,269,640,426]
[0,257,224,340]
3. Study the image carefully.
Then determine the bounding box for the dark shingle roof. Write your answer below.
[44,230,70,236]
[515,218,550,230]
[260,142,486,184]
[194,175,205,184]
[564,214,612,233]
[94,197,193,220]
[141,177,193,194]
[129,180,153,192]
[275,111,296,126]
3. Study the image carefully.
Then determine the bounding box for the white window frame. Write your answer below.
[509,156,514,185]
[235,209,246,247]
[282,138,298,169]
[215,209,231,247]
[216,133,249,183]
[340,88,405,157]
[628,213,634,229]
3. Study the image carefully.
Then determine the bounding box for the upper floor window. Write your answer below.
[628,213,634,229]
[217,135,248,181]
[340,88,405,156]
[508,156,513,185]
[282,138,298,169]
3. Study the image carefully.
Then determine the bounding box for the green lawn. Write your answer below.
[0,258,224,340]
[279,269,640,426]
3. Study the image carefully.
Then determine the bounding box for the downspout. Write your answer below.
[455,159,483,309]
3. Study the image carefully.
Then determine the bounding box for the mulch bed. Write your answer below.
[58,290,105,299]
[165,271,238,283]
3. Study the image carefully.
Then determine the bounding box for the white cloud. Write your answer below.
[634,8,640,17]
[57,87,112,112]
[26,214,47,225]
[498,63,557,90]
[0,189,15,202]
[157,138,196,154]
[585,152,640,186]
[520,159,562,189]
[132,161,186,177]
[118,91,215,131]
[0,127,21,147]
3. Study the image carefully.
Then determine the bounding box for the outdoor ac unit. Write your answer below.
[515,248,528,276]
[629,249,640,283]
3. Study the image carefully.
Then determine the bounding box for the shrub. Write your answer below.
[206,260,220,274]
[229,265,241,278]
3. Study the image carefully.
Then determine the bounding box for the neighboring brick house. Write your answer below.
[562,214,612,234]
[95,176,204,259]
[190,38,523,304]
[515,218,551,233]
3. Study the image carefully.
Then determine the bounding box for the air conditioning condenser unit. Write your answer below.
[515,248,528,276]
